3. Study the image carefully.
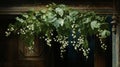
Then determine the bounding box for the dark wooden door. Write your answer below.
[0,15,47,67]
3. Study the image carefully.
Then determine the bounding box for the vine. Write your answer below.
[5,3,110,58]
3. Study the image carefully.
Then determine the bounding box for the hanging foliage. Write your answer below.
[5,3,110,58]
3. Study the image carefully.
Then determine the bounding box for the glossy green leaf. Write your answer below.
[100,30,110,38]
[16,17,24,23]
[55,8,64,17]
[90,20,100,30]
[69,10,79,16]
[53,18,64,28]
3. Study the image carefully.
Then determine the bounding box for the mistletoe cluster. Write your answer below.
[5,3,110,58]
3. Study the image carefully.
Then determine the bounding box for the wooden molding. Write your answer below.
[0,2,115,15]
[0,6,114,15]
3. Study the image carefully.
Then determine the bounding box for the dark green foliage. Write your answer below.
[5,3,110,58]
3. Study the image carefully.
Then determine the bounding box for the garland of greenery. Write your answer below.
[5,3,110,58]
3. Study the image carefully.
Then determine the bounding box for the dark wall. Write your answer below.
[0,0,113,6]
